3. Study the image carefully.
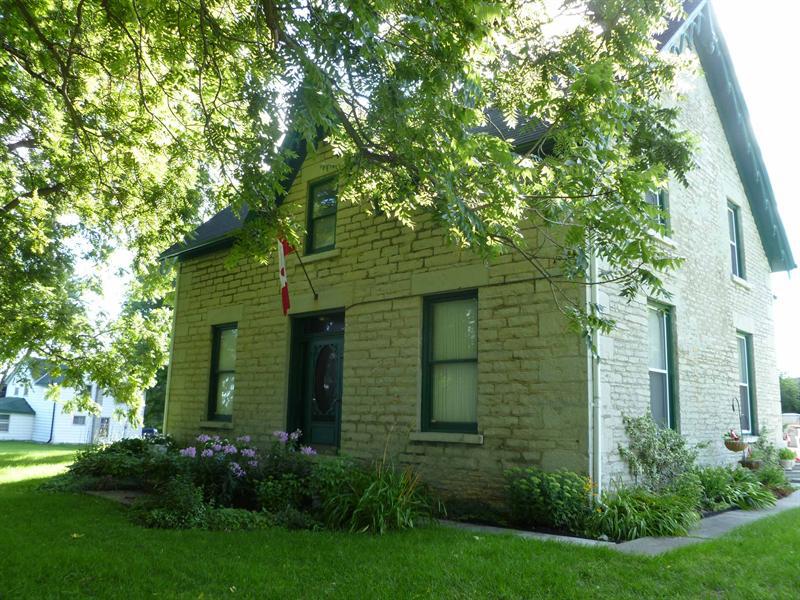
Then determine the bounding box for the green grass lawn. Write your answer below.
[2,442,800,599]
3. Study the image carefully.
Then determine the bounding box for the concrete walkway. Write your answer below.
[440,492,800,556]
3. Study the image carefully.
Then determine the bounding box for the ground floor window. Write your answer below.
[72,415,86,426]
[0,414,9,432]
[648,303,676,429]
[422,291,478,433]
[737,333,756,434]
[98,417,110,437]
[208,323,238,421]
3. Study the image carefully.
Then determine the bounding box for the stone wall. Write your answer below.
[597,53,782,483]
[164,149,589,501]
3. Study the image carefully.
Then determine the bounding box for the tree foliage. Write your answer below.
[780,375,800,414]
[1,0,693,410]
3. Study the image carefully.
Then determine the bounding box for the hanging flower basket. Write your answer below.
[724,439,748,453]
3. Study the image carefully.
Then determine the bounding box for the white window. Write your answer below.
[648,304,675,429]
[728,202,745,278]
[737,333,755,434]
[0,414,9,432]
[73,415,86,426]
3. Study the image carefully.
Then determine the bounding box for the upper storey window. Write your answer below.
[645,189,670,233]
[306,177,338,254]
[727,201,746,278]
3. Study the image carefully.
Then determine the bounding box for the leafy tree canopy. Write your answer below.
[1,0,693,414]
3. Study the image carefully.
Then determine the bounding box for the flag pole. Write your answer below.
[294,252,318,299]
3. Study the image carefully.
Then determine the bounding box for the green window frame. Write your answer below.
[208,323,238,422]
[737,333,756,434]
[648,303,677,429]
[645,189,670,232]
[421,290,479,434]
[306,177,338,254]
[728,201,746,278]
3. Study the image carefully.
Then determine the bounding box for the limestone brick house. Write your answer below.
[159,0,794,500]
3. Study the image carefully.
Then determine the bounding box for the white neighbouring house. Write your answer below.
[0,360,143,444]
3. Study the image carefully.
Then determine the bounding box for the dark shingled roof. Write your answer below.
[0,397,36,415]
[158,0,794,272]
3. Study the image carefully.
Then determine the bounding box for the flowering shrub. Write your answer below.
[256,430,318,512]
[178,434,264,508]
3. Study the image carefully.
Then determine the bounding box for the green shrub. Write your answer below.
[257,473,308,513]
[778,447,795,461]
[505,467,594,533]
[729,468,777,509]
[695,466,739,511]
[694,466,778,511]
[748,429,779,466]
[618,415,699,491]
[591,486,700,541]
[271,506,321,531]
[316,458,440,534]
[131,478,207,529]
[204,508,272,531]
[443,498,506,526]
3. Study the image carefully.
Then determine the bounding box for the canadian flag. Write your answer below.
[278,238,295,316]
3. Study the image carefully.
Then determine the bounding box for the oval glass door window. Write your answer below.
[312,345,338,421]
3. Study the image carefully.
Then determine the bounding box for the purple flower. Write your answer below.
[212,444,223,452]
[300,446,317,456]
[222,444,238,454]
[179,447,197,458]
[241,448,256,458]
[212,435,221,442]
[201,449,214,458]
[229,462,245,478]
[196,434,211,443]
[236,435,251,443]
[247,460,259,468]
[289,430,302,442]
[273,431,289,444]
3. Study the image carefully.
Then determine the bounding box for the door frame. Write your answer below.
[286,310,345,448]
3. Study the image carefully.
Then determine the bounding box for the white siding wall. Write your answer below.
[3,371,142,444]
[0,413,35,441]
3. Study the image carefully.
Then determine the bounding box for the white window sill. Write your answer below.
[731,274,752,290]
[302,248,341,264]
[409,431,484,445]
[199,420,234,430]
[647,228,678,249]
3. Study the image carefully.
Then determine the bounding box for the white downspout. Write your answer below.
[161,262,181,433]
[587,252,603,494]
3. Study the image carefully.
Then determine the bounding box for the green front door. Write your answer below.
[303,335,343,446]
[289,312,344,448]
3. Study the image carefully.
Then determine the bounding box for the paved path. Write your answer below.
[441,491,800,556]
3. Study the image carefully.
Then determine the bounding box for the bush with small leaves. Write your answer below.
[618,415,700,492]
[505,467,595,533]
[131,478,207,529]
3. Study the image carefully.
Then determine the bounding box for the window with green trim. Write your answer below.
[208,323,238,421]
[645,189,670,232]
[422,291,478,433]
[648,303,676,429]
[728,201,746,278]
[737,333,756,434]
[306,177,338,254]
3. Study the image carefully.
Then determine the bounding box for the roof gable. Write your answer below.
[159,1,794,272]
